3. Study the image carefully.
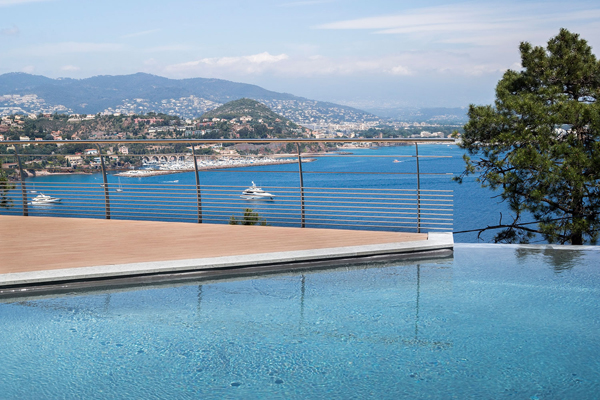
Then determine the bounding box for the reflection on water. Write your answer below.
[1,246,599,399]
[515,247,587,273]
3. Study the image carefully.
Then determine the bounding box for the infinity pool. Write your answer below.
[1,244,599,399]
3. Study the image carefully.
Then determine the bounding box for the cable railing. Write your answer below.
[0,138,454,233]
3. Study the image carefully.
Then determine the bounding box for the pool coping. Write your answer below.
[0,232,453,289]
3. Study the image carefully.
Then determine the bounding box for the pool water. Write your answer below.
[1,244,599,399]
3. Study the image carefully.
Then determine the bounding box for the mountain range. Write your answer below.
[0,72,379,124]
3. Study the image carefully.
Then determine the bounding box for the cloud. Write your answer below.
[389,65,411,76]
[315,2,600,46]
[21,65,34,73]
[1,25,19,36]
[0,0,50,6]
[121,29,160,39]
[60,65,80,72]
[166,52,289,74]
[162,51,502,79]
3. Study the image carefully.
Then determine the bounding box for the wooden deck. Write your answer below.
[1,216,428,275]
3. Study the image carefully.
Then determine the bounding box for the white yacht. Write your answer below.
[30,193,61,205]
[240,182,275,200]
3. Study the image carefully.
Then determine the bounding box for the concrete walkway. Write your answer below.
[0,216,453,288]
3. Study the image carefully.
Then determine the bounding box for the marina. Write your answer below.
[117,156,306,177]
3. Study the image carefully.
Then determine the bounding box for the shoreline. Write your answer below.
[116,158,315,178]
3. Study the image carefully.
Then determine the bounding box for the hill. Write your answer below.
[201,98,291,122]
[200,98,307,139]
[0,72,379,124]
[0,99,308,143]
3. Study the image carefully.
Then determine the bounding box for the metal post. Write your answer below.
[14,146,28,216]
[192,145,202,223]
[300,274,305,325]
[415,143,421,233]
[414,264,421,339]
[97,144,110,219]
[296,143,305,228]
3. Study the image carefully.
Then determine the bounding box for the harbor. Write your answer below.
[116,156,314,177]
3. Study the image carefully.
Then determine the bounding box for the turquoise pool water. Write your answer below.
[1,244,599,399]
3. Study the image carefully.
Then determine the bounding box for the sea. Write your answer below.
[6,144,515,243]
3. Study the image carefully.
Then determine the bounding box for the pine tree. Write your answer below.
[456,29,600,244]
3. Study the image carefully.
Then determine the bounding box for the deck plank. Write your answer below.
[0,216,427,274]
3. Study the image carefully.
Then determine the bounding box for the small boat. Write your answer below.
[240,181,275,200]
[30,193,61,205]
[116,177,123,192]
[393,159,401,163]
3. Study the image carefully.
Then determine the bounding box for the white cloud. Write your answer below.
[21,65,34,73]
[161,51,504,80]
[315,2,600,47]
[389,65,411,76]
[166,52,289,74]
[1,25,19,36]
[60,65,80,72]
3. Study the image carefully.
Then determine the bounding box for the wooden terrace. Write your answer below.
[0,216,453,296]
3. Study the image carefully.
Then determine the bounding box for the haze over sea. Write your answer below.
[14,144,513,243]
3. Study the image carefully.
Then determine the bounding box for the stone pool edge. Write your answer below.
[0,232,453,288]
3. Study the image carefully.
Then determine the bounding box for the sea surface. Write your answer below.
[6,144,514,243]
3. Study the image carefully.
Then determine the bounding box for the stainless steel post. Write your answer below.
[14,146,28,216]
[296,143,305,228]
[192,145,202,223]
[97,144,111,219]
[415,143,421,233]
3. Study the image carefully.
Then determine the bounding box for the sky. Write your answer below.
[1,0,600,110]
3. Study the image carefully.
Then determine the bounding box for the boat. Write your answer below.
[30,193,61,205]
[240,181,275,200]
[393,159,401,163]
[116,177,123,192]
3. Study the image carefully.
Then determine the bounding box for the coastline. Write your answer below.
[116,158,315,178]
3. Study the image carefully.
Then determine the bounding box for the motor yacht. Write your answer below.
[30,193,61,205]
[240,182,275,200]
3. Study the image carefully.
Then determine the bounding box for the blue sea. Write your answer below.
[6,144,512,243]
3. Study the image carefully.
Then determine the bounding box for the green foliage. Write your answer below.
[200,98,303,139]
[228,208,268,226]
[0,160,15,209]
[457,29,600,245]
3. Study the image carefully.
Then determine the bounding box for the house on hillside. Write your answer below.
[65,155,83,166]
